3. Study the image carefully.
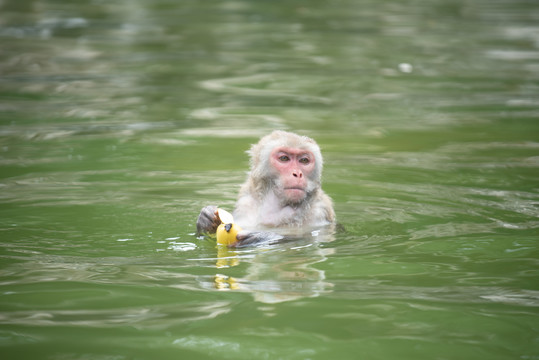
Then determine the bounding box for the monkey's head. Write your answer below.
[247,130,323,205]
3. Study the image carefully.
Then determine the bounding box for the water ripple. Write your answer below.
[199,73,332,104]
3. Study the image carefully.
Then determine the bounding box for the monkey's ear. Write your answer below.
[247,143,260,169]
[247,141,269,180]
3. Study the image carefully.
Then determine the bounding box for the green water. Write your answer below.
[1,0,538,359]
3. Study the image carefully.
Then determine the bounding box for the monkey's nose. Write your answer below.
[292,171,303,178]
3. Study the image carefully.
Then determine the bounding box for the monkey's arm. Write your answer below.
[196,205,220,235]
[234,230,284,247]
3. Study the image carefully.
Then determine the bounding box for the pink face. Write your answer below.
[270,147,316,203]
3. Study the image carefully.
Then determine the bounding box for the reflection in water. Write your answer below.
[215,245,240,269]
[214,274,240,290]
[211,231,335,303]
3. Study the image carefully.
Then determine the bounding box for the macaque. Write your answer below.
[196,130,335,246]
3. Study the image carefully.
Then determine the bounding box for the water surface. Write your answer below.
[1,0,538,359]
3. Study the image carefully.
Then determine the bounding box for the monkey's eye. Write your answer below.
[279,155,290,162]
[299,157,310,164]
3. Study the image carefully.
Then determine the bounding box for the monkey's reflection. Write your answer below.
[214,273,239,290]
[213,231,335,303]
[215,245,240,269]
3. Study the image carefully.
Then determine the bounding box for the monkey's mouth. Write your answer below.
[284,187,306,201]
[284,187,305,192]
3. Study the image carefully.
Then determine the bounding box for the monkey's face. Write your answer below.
[269,147,317,205]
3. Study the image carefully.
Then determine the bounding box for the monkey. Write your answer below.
[196,130,335,246]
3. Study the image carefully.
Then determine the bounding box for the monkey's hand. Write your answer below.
[235,230,284,247]
[196,205,220,235]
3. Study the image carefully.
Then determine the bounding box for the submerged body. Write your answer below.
[196,130,335,246]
